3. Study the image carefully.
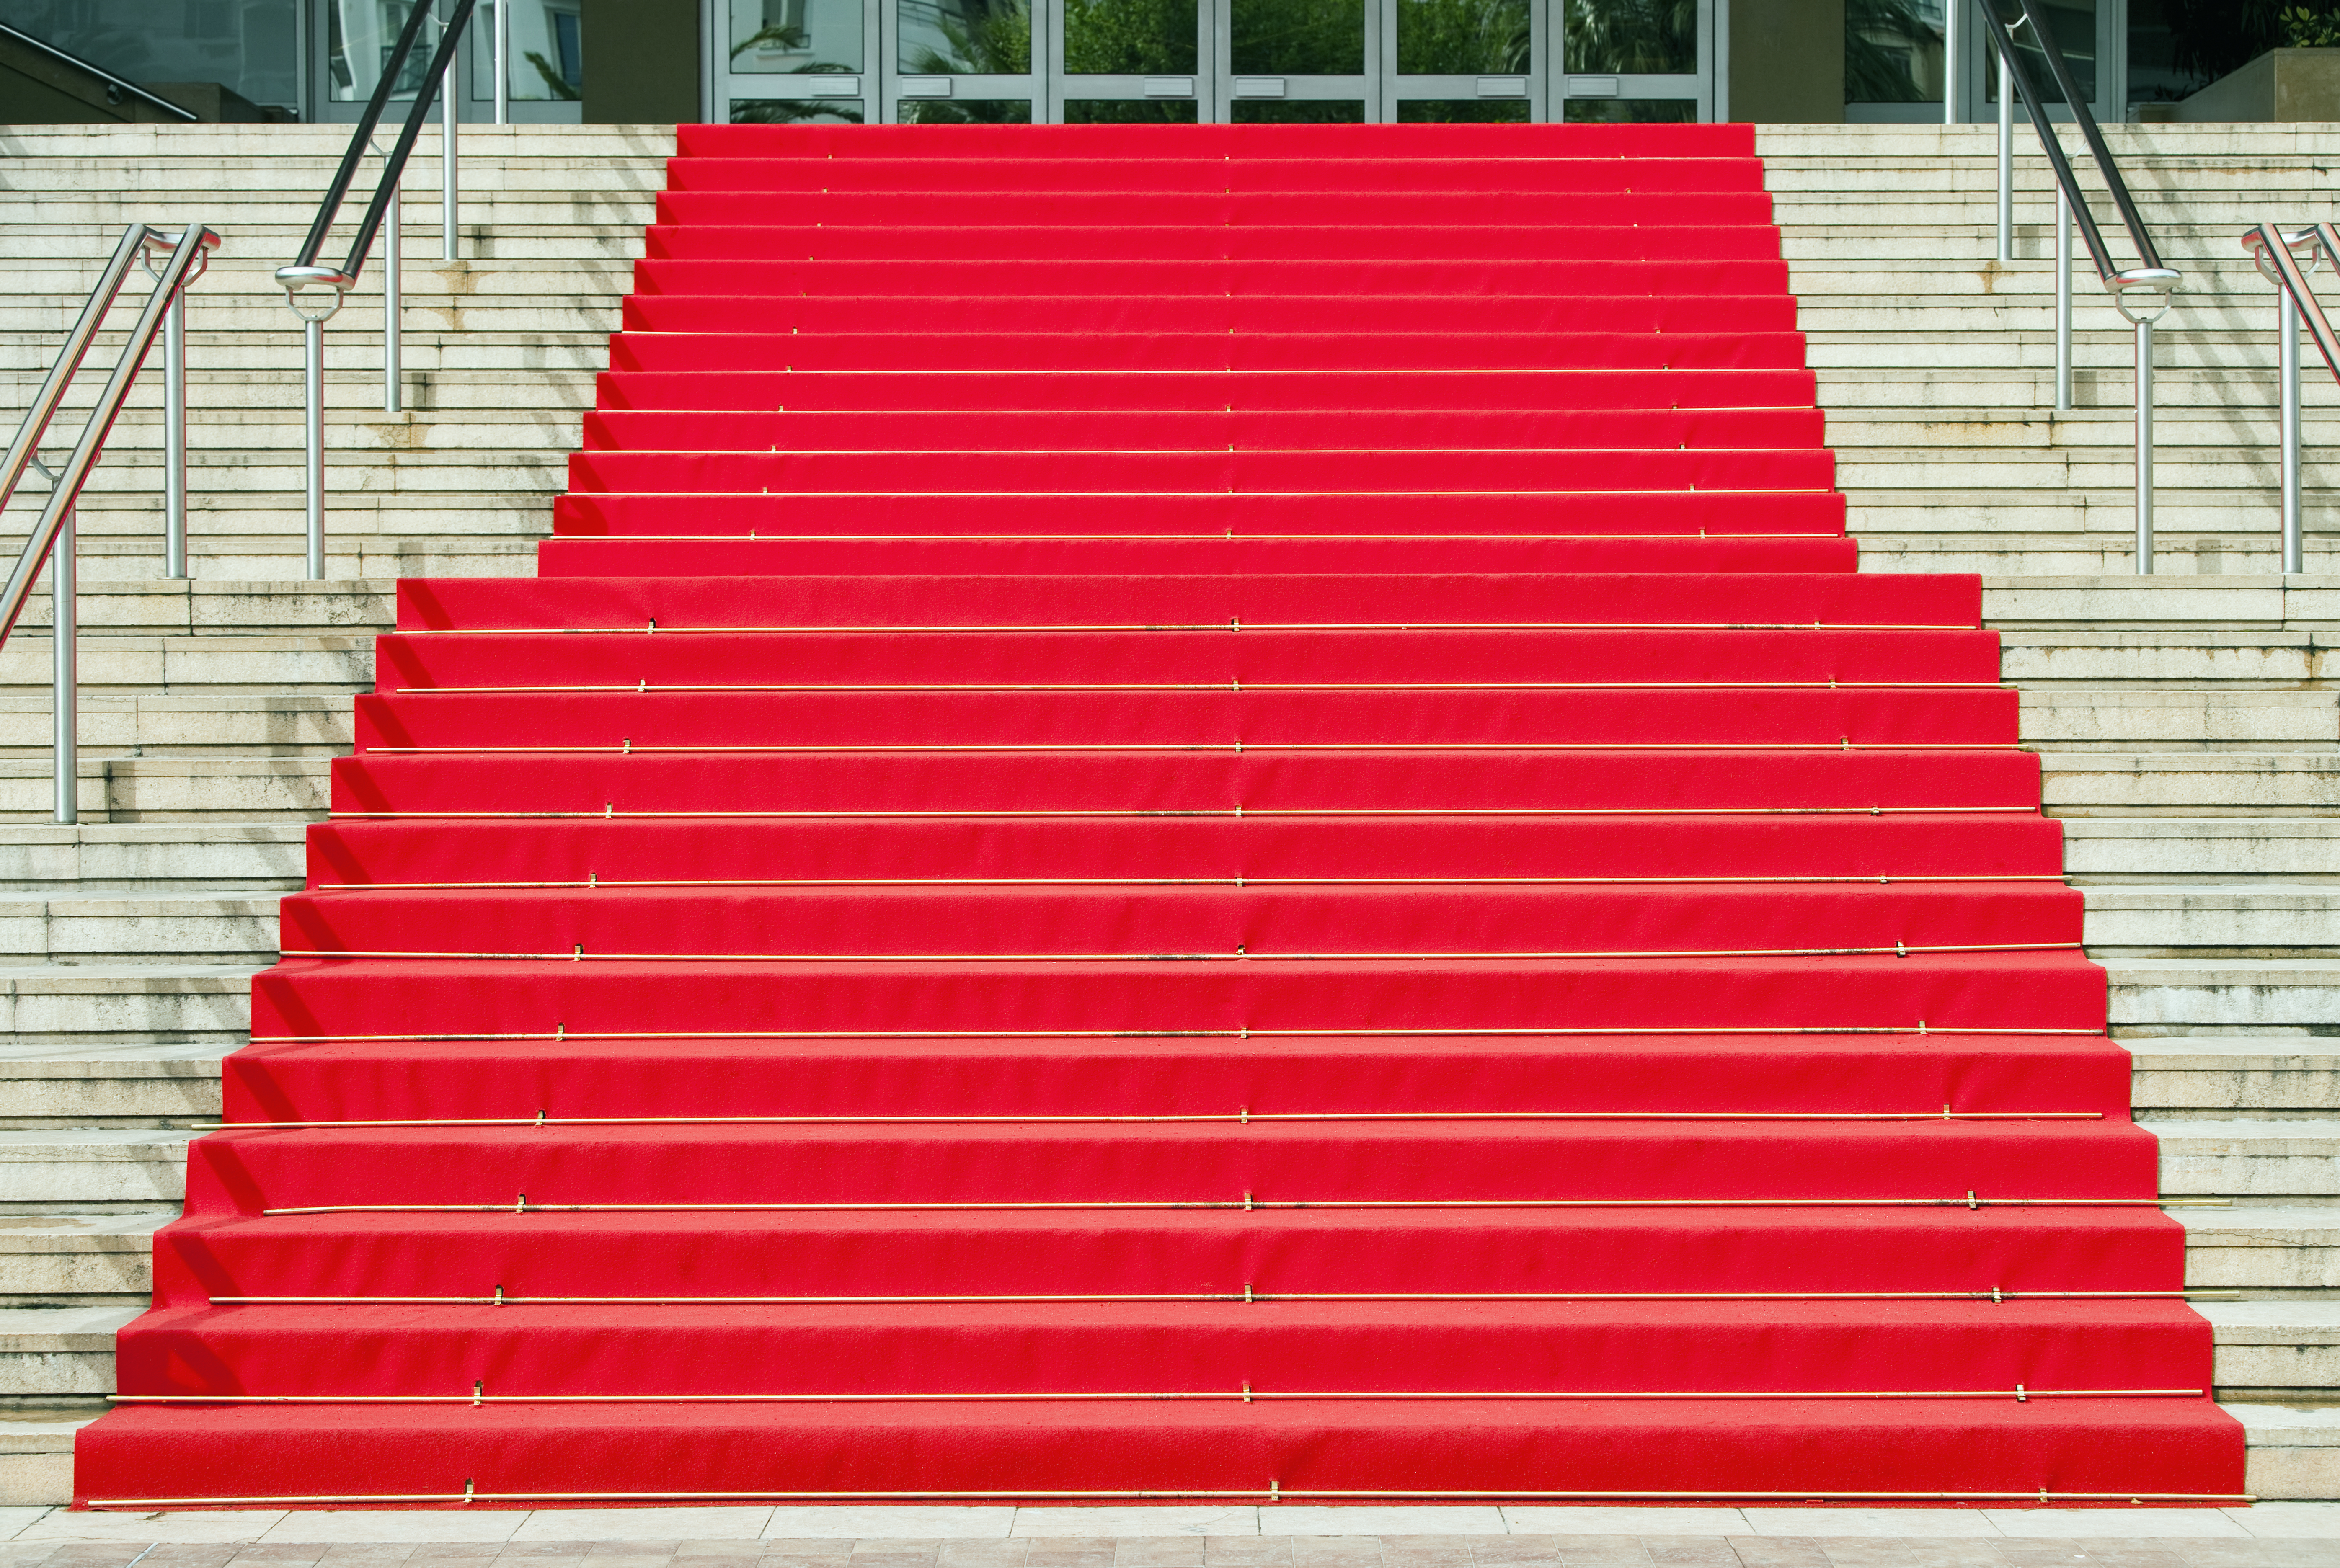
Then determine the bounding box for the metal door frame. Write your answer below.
[707,0,1718,124]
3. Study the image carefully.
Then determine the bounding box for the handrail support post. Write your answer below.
[1996,47,2013,264]
[2055,189,2072,410]
[494,0,509,124]
[2281,286,2304,575]
[303,316,326,580]
[52,506,75,827]
[385,177,403,415]
[161,280,188,578]
[442,35,460,263]
[2135,316,2155,574]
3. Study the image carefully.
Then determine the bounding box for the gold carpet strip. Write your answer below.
[260,1194,2216,1217]
[329,806,2041,820]
[391,620,1981,635]
[214,1108,2104,1130]
[310,875,2070,891]
[248,1024,2106,1043]
[399,680,1997,694]
[209,1288,2229,1306]
[275,941,2084,964]
[108,1386,2203,1407]
[80,1486,2259,1506]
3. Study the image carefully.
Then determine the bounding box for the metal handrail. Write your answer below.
[0,224,220,824]
[0,21,199,123]
[276,0,480,580]
[2243,222,2340,575]
[1976,0,2180,574]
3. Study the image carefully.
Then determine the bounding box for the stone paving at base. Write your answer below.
[0,1509,2330,1568]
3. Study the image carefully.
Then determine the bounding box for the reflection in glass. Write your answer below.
[1399,98,1530,121]
[328,0,442,101]
[901,97,1035,120]
[1397,0,1528,76]
[1994,0,2097,104]
[730,0,863,75]
[1064,98,1201,121]
[1231,99,1365,120]
[1564,0,1696,75]
[3,0,300,112]
[470,0,584,101]
[2128,0,2288,110]
[1231,0,1364,75]
[899,0,1032,73]
[731,96,866,122]
[1563,95,1692,121]
[1845,0,1942,103]
[1063,0,1199,75]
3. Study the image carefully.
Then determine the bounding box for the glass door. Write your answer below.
[315,0,582,122]
[708,0,1716,124]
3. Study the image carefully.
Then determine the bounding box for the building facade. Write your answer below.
[0,1,2319,129]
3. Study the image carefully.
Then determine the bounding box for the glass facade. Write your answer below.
[6,0,2294,128]
[1,0,302,113]
[713,0,1711,124]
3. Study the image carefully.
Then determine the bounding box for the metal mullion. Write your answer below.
[1371,0,1392,121]
[1040,0,1061,122]
[1208,0,1230,122]
[1529,0,1547,121]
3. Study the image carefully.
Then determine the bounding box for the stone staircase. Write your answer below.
[0,119,2336,1504]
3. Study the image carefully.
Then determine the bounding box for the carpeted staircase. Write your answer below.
[74,122,2244,1507]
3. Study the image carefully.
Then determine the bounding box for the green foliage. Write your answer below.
[1062,0,1199,75]
[522,50,579,100]
[1845,0,1933,103]
[2285,5,2340,46]
[1232,0,1364,75]
[907,0,1033,75]
[1563,0,1696,75]
[1396,0,1527,76]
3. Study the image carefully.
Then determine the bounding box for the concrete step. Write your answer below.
[0,1213,164,1307]
[0,694,346,762]
[0,825,305,892]
[2207,1303,2340,1400]
[0,893,276,968]
[2085,888,2340,959]
[2183,1209,2340,1297]
[0,1130,193,1212]
[2144,1118,2340,1203]
[0,966,253,1053]
[2134,1039,2340,1121]
[2112,961,2340,1036]
[0,1308,139,1403]
[0,758,331,824]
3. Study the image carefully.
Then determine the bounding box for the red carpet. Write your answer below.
[77,122,2243,1509]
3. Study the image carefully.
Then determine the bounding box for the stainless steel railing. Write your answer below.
[277,0,480,579]
[0,224,220,825]
[1977,0,2181,573]
[2243,222,2340,576]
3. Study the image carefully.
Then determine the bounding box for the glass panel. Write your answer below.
[1231,98,1365,120]
[1396,0,1529,76]
[1397,97,1530,121]
[901,96,1034,120]
[728,0,864,75]
[2128,0,2286,111]
[1563,0,1697,75]
[1,0,301,113]
[1063,0,1199,75]
[1563,95,1692,121]
[731,96,866,121]
[1996,0,2095,104]
[1064,97,1202,120]
[1231,0,1364,76]
[1845,0,1939,104]
[325,0,442,101]
[899,0,1031,73]
[471,0,584,101]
